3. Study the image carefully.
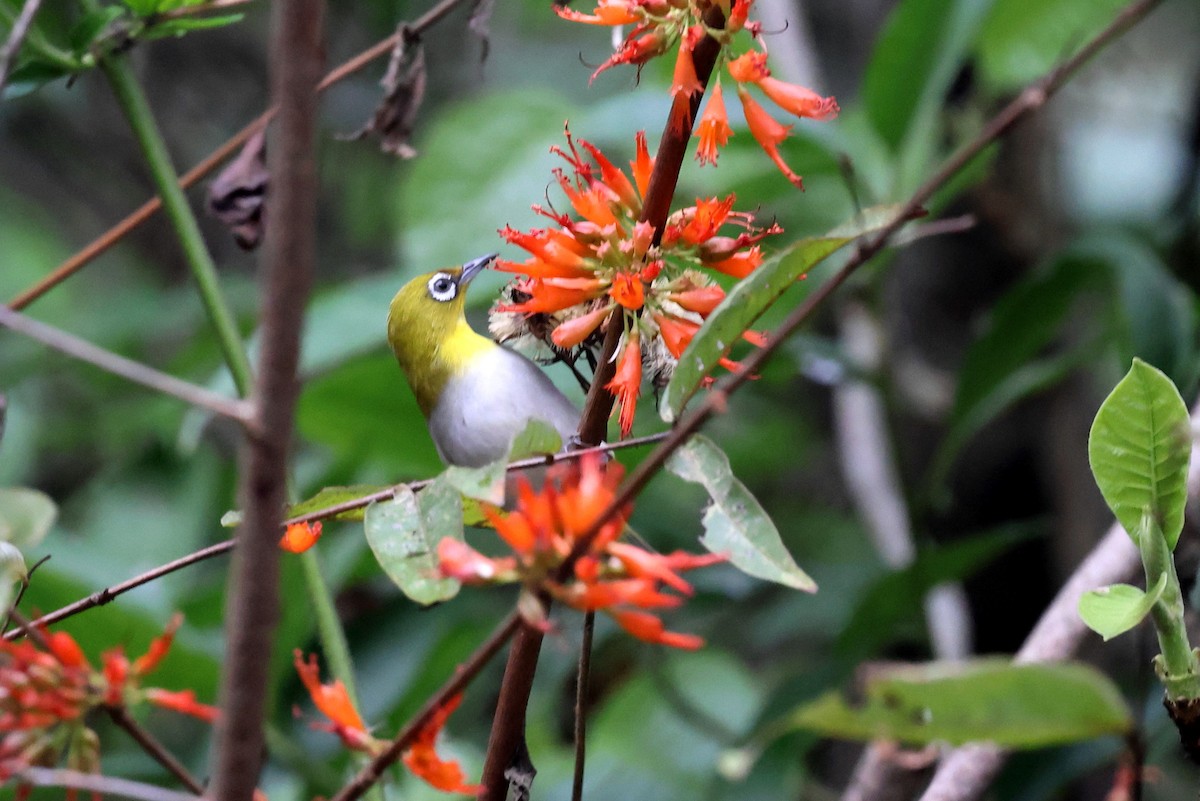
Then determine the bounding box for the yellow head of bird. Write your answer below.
[386,253,498,415]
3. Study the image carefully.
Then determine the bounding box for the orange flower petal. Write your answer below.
[610,610,705,650]
[293,650,367,734]
[606,330,643,439]
[279,521,322,553]
[609,272,645,310]
[551,304,614,348]
[668,285,725,315]
[631,131,654,198]
[737,87,803,188]
[654,313,700,359]
[145,688,220,723]
[695,82,733,166]
[758,77,839,120]
[607,541,693,594]
[132,613,182,676]
[726,50,770,84]
[402,693,482,795]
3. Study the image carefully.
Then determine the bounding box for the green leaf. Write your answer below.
[975,0,1126,91]
[364,479,462,605]
[509,418,562,460]
[139,13,243,39]
[863,0,990,150]
[287,484,390,523]
[1088,359,1191,549]
[0,542,26,614]
[0,487,57,549]
[661,205,904,422]
[666,435,815,592]
[443,462,507,507]
[1079,572,1168,642]
[788,660,1131,748]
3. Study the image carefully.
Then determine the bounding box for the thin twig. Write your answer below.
[0,305,253,424]
[3,434,669,642]
[206,0,323,798]
[3,541,233,641]
[570,611,595,801]
[6,607,50,649]
[106,705,207,795]
[1,553,50,634]
[6,0,477,312]
[0,0,44,97]
[329,612,522,801]
[17,768,202,801]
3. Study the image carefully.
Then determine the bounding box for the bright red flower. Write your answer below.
[280,521,322,553]
[145,688,219,723]
[132,613,181,676]
[402,694,481,795]
[695,82,733,166]
[607,330,643,438]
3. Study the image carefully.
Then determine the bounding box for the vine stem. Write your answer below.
[99,54,254,397]
[206,1,323,799]
[106,705,206,795]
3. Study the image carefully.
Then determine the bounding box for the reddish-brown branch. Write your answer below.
[479,14,729,800]
[206,1,323,799]
[5,0,475,312]
[107,705,207,796]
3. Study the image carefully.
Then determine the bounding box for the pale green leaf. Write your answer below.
[661,206,904,423]
[1079,572,1168,642]
[0,487,57,549]
[364,479,462,605]
[1088,359,1191,549]
[666,435,815,592]
[788,659,1131,748]
[0,542,25,614]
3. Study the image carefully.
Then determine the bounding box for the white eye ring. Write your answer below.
[427,272,457,302]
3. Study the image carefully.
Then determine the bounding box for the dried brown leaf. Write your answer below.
[206,129,268,250]
[342,33,427,159]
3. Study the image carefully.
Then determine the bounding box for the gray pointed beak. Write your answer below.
[460,253,499,285]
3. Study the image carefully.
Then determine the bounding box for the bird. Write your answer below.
[386,253,581,468]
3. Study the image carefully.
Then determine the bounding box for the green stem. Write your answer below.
[99,52,254,397]
[1140,521,1200,699]
[300,549,357,697]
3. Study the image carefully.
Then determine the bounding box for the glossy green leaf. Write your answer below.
[661,205,904,422]
[1088,359,1191,549]
[364,479,462,605]
[666,435,815,592]
[1079,572,1168,642]
[0,487,57,549]
[0,542,25,614]
[509,418,562,460]
[789,660,1131,748]
[976,0,1126,90]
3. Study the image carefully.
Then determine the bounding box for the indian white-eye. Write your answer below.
[386,253,581,467]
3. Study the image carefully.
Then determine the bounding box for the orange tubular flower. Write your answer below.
[132,613,182,676]
[402,694,481,795]
[655,313,701,359]
[759,77,840,120]
[607,330,643,439]
[695,82,733,166]
[610,272,645,310]
[293,650,376,753]
[553,0,641,25]
[611,610,705,650]
[551,304,615,348]
[145,688,219,723]
[670,43,703,104]
[280,521,322,553]
[737,87,803,188]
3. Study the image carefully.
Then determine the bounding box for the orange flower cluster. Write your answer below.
[490,129,778,436]
[556,0,838,186]
[0,615,217,784]
[437,455,724,649]
[279,520,322,553]
[294,652,480,795]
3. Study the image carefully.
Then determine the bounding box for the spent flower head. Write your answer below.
[490,127,777,436]
[437,454,724,649]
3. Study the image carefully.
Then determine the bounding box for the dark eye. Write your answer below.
[427,273,457,301]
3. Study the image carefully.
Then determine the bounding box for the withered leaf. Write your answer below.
[342,32,427,159]
[207,129,268,250]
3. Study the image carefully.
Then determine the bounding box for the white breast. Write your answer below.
[429,347,581,467]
